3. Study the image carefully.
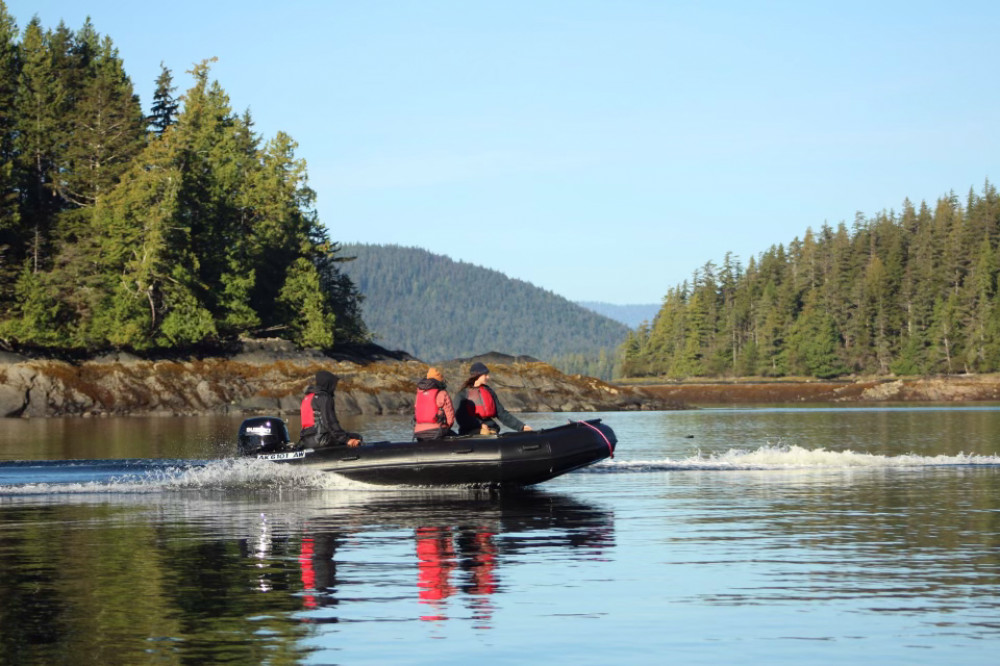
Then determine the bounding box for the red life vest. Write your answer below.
[300,392,317,428]
[469,386,496,419]
[415,388,445,425]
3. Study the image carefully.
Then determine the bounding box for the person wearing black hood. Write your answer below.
[299,370,362,448]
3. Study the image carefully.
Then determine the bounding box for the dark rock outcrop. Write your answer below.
[0,342,685,418]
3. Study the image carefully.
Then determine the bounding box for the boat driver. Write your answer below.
[299,370,362,448]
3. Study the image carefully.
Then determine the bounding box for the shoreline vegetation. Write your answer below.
[620,181,1000,382]
[3,340,1000,419]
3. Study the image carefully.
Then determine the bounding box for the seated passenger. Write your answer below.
[454,362,533,436]
[300,370,362,448]
[413,367,456,441]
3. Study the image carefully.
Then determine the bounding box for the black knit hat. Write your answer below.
[469,362,489,377]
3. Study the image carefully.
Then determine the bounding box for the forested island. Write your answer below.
[0,7,365,355]
[621,182,1000,380]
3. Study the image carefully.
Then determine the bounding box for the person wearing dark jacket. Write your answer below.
[299,370,362,448]
[454,362,533,436]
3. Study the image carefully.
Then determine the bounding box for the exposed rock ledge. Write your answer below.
[0,342,685,418]
[635,376,1000,403]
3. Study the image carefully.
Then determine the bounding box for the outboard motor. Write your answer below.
[237,416,292,455]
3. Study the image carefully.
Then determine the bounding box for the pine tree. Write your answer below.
[863,254,892,374]
[14,18,64,274]
[148,62,178,135]
[931,291,961,374]
[787,290,846,379]
[0,2,19,296]
[316,241,368,344]
[56,33,145,211]
[0,259,65,344]
[90,134,190,348]
[961,236,997,371]
[278,257,335,348]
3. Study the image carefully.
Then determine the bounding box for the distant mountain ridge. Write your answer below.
[577,301,659,329]
[340,244,629,369]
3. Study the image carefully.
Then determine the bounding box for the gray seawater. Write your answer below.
[1,407,999,665]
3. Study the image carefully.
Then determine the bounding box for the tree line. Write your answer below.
[621,181,1000,379]
[340,243,626,378]
[0,5,365,353]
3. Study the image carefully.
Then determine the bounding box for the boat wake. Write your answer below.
[4,444,999,495]
[0,458,368,495]
[583,444,1000,473]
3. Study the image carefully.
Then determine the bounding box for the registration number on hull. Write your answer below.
[256,450,308,461]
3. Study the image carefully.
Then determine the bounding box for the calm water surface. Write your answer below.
[1,407,999,664]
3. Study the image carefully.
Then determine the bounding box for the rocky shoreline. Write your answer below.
[6,339,997,419]
[634,376,1000,404]
[0,342,685,418]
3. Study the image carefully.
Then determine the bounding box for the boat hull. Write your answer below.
[251,419,617,487]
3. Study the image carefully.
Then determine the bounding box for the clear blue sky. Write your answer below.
[8,1,999,304]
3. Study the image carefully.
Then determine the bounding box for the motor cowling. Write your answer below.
[237,416,292,455]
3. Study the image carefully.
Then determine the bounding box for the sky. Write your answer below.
[7,1,999,305]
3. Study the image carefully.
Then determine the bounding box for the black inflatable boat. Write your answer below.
[237,417,617,487]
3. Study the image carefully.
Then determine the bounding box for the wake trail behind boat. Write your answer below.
[4,445,999,494]
[0,458,365,495]
[582,444,1000,473]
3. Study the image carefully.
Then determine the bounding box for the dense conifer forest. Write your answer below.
[0,6,365,353]
[621,182,1000,379]
[340,243,628,378]
[5,4,994,384]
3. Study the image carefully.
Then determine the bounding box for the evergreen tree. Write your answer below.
[89,132,192,348]
[961,236,997,371]
[0,2,19,295]
[14,18,64,274]
[316,242,368,344]
[0,259,66,344]
[278,257,335,348]
[787,291,846,379]
[55,33,144,211]
[148,62,178,135]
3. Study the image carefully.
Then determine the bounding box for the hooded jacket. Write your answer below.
[300,371,361,447]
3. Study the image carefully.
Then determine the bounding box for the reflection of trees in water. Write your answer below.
[0,491,614,662]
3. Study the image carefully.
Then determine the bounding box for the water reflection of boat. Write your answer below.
[336,491,617,552]
[237,417,617,487]
[286,491,616,626]
[0,485,614,646]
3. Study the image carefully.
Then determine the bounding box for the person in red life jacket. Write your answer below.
[413,367,456,441]
[299,370,362,448]
[454,362,533,436]
[415,526,456,605]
